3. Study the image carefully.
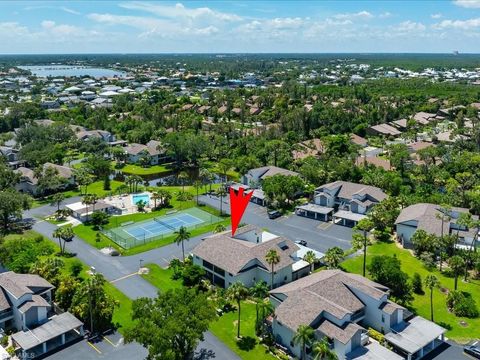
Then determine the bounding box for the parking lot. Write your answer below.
[44,333,147,360]
[199,194,353,253]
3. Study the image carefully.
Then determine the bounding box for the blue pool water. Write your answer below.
[132,193,150,205]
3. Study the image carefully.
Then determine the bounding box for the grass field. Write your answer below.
[140,264,182,292]
[341,241,480,343]
[210,301,276,360]
[114,162,174,176]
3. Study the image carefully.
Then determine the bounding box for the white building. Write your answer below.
[270,270,446,360]
[192,225,311,288]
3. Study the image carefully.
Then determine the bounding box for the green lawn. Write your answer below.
[342,241,480,343]
[140,264,182,292]
[210,301,276,360]
[114,162,174,176]
[31,180,127,208]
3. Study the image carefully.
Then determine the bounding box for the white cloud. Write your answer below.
[119,2,242,21]
[61,7,81,15]
[379,12,392,19]
[395,20,426,32]
[453,0,480,8]
[431,13,443,19]
[333,11,373,20]
[433,17,480,29]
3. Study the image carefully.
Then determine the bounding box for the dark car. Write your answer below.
[268,210,282,219]
[464,341,480,359]
[295,240,307,246]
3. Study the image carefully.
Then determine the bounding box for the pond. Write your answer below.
[19,65,127,78]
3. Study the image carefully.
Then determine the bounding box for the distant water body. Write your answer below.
[19,65,127,78]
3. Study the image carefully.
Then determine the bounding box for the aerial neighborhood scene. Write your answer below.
[1,1,480,360]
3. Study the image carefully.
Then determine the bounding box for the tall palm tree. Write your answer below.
[151,191,161,209]
[178,171,189,193]
[424,274,440,322]
[449,255,464,290]
[193,180,202,205]
[250,281,269,330]
[60,225,74,254]
[352,218,374,277]
[265,249,280,289]
[292,325,314,360]
[90,194,99,212]
[303,250,318,273]
[323,247,345,270]
[53,227,65,254]
[216,186,227,216]
[312,338,338,360]
[81,195,93,222]
[175,226,191,261]
[227,282,249,338]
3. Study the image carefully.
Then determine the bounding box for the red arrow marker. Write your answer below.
[229,187,253,236]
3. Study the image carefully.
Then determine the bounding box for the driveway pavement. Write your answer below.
[25,203,240,360]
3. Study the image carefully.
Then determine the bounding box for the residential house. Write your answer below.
[241,166,300,206]
[124,140,169,166]
[366,124,401,137]
[298,181,386,226]
[292,139,325,161]
[75,129,116,143]
[395,203,478,249]
[0,272,84,360]
[270,270,446,360]
[350,134,368,148]
[0,146,22,169]
[66,200,122,222]
[412,112,436,125]
[192,225,312,288]
[15,163,75,196]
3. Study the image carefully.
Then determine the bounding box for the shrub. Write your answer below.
[446,291,479,318]
[412,273,424,294]
[419,252,436,270]
[69,259,84,277]
[368,328,385,343]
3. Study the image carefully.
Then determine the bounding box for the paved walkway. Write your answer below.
[25,200,240,360]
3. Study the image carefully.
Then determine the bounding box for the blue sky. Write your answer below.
[1,1,480,54]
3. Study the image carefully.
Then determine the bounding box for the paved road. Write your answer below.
[26,200,240,360]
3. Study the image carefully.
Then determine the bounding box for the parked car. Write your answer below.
[295,240,307,246]
[464,341,480,359]
[268,210,281,219]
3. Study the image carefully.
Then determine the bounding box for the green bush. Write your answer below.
[446,291,479,318]
[368,327,385,343]
[412,273,424,294]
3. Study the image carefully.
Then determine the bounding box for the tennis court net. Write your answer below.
[153,217,176,230]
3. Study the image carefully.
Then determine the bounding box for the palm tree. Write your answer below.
[175,226,191,261]
[324,247,345,269]
[250,281,269,330]
[199,168,212,193]
[53,227,65,254]
[303,250,318,273]
[216,186,227,216]
[213,224,226,233]
[81,195,93,222]
[292,325,314,360]
[60,225,74,254]
[151,191,161,209]
[424,274,440,322]
[265,249,280,289]
[178,171,189,193]
[90,194,99,212]
[227,282,249,338]
[51,192,65,212]
[449,255,464,290]
[352,218,374,277]
[312,338,338,360]
[193,180,202,205]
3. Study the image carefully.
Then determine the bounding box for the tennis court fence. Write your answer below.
[101,208,223,249]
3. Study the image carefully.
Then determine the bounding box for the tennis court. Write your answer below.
[102,207,223,249]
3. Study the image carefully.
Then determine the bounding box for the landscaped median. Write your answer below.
[341,241,480,343]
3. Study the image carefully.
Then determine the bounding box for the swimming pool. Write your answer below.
[132,193,150,205]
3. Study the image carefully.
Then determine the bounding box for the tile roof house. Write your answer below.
[269,270,446,360]
[123,140,169,165]
[15,163,75,196]
[305,181,387,227]
[395,203,478,249]
[0,272,84,360]
[74,129,116,143]
[192,225,310,288]
[367,123,402,137]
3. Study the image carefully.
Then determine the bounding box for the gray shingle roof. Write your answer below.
[0,288,11,311]
[317,320,364,344]
[317,181,387,203]
[18,295,51,314]
[0,272,54,299]
[193,229,298,275]
[271,270,389,331]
